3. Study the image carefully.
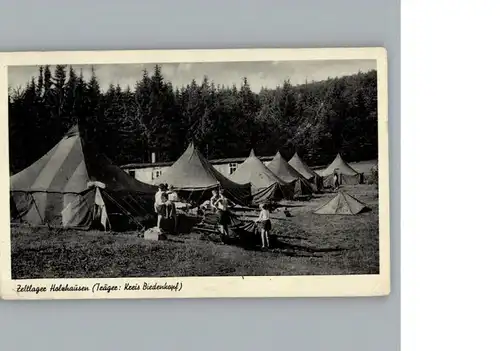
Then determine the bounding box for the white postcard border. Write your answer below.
[0,47,390,300]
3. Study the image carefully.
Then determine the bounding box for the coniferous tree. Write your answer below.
[63,66,79,128]
[36,66,44,98]
[238,77,260,151]
[79,67,102,148]
[51,64,67,137]
[8,68,379,173]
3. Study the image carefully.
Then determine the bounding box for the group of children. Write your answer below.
[209,188,272,249]
[154,184,272,249]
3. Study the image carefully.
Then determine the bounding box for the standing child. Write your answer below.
[210,189,219,211]
[165,184,178,233]
[333,171,340,191]
[213,189,233,239]
[154,184,166,230]
[256,203,271,249]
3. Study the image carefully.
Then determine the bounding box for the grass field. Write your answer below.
[11,184,379,279]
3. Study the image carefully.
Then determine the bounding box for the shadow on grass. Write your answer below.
[358,207,373,215]
[311,192,330,197]
[199,229,348,258]
[164,237,186,243]
[271,237,346,254]
[273,234,309,240]
[275,203,306,209]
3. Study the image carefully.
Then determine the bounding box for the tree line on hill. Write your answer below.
[8,64,378,174]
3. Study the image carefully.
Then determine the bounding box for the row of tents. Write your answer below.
[10,125,365,231]
[151,142,363,204]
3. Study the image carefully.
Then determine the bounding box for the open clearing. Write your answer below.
[11,184,379,279]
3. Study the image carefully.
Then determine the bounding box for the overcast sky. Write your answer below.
[9,59,376,92]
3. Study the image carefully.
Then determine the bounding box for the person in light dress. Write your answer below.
[154,183,166,230]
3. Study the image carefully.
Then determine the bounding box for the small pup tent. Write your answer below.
[288,152,323,191]
[153,143,252,206]
[314,191,369,215]
[321,154,363,187]
[229,149,294,203]
[266,151,315,197]
[10,125,157,230]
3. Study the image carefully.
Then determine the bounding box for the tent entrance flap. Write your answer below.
[60,190,96,229]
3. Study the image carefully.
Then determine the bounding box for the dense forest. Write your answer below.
[8,65,378,174]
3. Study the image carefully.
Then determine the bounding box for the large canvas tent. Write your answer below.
[153,143,251,205]
[321,153,363,186]
[288,152,323,191]
[314,191,369,215]
[266,151,314,197]
[10,125,157,230]
[229,149,294,203]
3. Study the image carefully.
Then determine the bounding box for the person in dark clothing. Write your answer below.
[212,189,234,239]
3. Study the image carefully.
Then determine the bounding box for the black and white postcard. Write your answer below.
[0,48,390,299]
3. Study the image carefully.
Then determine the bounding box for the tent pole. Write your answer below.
[104,208,111,232]
[125,194,149,216]
[101,191,144,231]
[30,193,52,231]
